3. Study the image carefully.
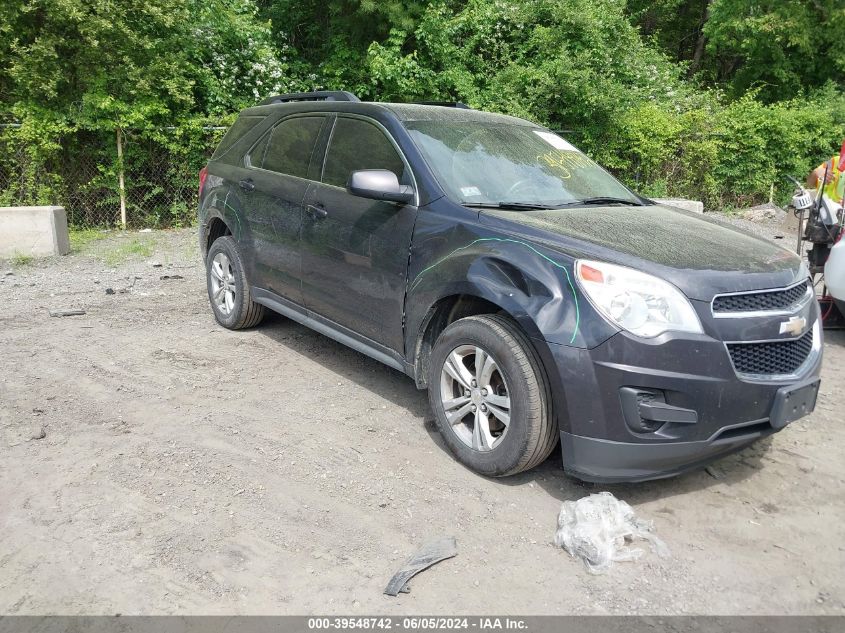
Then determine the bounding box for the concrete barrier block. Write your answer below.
[0,206,70,258]
[652,198,704,214]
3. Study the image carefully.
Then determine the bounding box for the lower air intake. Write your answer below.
[727,328,814,376]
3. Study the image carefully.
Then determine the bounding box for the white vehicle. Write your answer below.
[825,237,845,319]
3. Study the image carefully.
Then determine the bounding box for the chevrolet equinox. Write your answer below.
[198,91,822,482]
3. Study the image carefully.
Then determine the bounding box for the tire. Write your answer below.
[206,236,265,330]
[427,314,558,477]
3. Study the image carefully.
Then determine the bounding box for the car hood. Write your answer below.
[478,204,804,301]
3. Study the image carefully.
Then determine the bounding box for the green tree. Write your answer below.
[627,0,845,101]
[255,0,429,92]
[0,0,299,222]
[626,0,711,71]
[2,0,845,221]
[1,0,293,124]
[365,0,690,139]
[702,0,845,101]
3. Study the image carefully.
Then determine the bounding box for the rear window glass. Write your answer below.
[322,117,406,187]
[211,116,264,161]
[262,116,325,178]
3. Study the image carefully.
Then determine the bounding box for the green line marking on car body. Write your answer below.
[409,237,581,344]
[222,192,243,236]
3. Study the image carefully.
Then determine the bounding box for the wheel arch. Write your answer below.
[404,233,598,349]
[404,241,588,439]
[412,289,569,448]
[199,185,246,260]
[205,215,233,255]
[413,293,502,389]
[411,291,560,394]
[406,244,582,386]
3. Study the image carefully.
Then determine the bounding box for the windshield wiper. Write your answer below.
[462,197,646,210]
[564,196,644,206]
[461,201,560,211]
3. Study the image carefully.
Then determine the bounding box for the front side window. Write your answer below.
[405,121,640,207]
[322,117,407,188]
[260,116,325,178]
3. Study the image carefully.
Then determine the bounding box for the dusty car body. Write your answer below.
[199,92,822,482]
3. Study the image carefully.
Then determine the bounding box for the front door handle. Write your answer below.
[307,204,328,219]
[238,178,255,191]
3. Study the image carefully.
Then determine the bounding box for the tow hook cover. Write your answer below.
[620,387,698,432]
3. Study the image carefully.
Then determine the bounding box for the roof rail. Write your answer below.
[413,101,471,109]
[260,91,360,105]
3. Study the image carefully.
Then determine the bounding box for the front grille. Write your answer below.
[727,328,814,376]
[713,280,809,313]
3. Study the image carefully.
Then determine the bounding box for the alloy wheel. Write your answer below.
[439,344,512,451]
[210,252,236,315]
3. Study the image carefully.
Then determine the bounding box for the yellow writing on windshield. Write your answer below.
[539,150,592,179]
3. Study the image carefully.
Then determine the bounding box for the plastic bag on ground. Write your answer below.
[554,491,669,574]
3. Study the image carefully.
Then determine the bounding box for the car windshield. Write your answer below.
[404,120,642,207]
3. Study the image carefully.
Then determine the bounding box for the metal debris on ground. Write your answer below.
[554,492,669,574]
[705,465,723,480]
[384,536,458,596]
[49,309,86,317]
[110,276,141,294]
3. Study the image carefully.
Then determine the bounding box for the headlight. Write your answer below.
[575,260,703,338]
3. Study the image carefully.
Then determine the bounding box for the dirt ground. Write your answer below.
[1,222,843,615]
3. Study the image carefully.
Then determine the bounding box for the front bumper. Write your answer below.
[562,426,769,483]
[547,319,823,483]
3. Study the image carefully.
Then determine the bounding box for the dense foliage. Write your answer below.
[629,0,845,102]
[1,0,844,225]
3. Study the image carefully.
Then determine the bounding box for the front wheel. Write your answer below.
[206,236,265,330]
[427,314,558,476]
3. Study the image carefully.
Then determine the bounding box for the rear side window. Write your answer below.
[246,131,271,168]
[322,117,406,188]
[261,116,325,178]
[211,116,264,161]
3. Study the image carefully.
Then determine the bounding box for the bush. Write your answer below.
[0,116,227,228]
[362,0,845,210]
[3,0,844,225]
[597,86,845,209]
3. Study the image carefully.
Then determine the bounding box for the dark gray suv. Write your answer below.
[198,91,822,482]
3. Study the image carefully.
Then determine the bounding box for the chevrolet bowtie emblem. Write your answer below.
[779,315,807,336]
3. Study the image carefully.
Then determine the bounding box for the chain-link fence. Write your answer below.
[0,123,228,229]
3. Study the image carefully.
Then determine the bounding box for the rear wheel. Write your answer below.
[428,314,557,476]
[206,236,265,329]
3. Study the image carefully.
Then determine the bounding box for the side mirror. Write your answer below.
[347,169,414,204]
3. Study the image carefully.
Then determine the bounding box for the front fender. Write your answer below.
[403,227,618,438]
[405,233,616,352]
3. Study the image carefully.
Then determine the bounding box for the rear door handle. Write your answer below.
[307,204,328,219]
[238,178,255,191]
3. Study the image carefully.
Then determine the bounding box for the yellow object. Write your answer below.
[816,156,845,205]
